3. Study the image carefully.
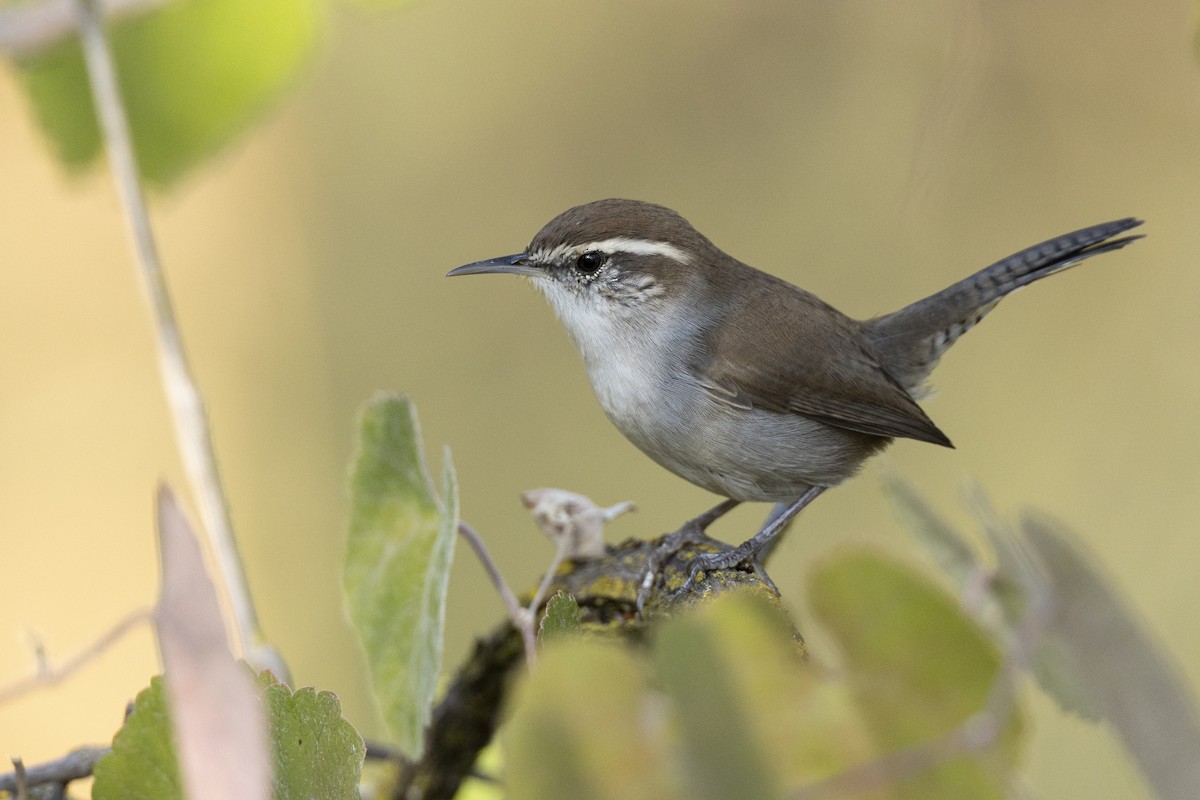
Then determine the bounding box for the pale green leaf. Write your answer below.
[343,393,458,756]
[1023,514,1200,800]
[11,0,319,185]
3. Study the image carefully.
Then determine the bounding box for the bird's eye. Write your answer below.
[575,251,605,274]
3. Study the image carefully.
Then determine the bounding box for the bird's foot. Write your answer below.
[679,486,826,595]
[680,542,777,594]
[636,499,740,613]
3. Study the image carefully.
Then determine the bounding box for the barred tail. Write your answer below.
[866,218,1144,395]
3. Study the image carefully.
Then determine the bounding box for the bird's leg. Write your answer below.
[680,498,742,538]
[682,485,827,591]
[755,501,798,564]
[636,499,741,613]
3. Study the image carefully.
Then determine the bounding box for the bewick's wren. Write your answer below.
[449,199,1142,579]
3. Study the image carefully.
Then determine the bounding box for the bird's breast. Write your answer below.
[544,285,883,501]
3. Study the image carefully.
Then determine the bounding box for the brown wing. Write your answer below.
[695,278,954,448]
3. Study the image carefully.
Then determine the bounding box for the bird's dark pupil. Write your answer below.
[576,251,604,273]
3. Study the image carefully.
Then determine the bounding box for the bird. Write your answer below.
[448,199,1143,583]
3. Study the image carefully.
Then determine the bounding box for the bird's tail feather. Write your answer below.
[866,218,1144,396]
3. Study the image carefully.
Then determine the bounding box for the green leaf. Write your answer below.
[343,393,458,757]
[260,673,366,800]
[94,673,365,800]
[92,676,182,800]
[662,593,878,790]
[1023,515,1200,800]
[11,0,319,185]
[809,551,1022,800]
[506,640,677,800]
[506,591,887,799]
[891,485,1098,719]
[538,591,582,643]
[653,597,787,800]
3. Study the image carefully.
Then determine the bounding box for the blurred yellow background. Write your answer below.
[2,1,1197,796]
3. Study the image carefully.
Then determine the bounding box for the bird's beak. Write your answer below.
[447,253,541,278]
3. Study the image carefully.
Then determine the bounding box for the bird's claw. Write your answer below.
[680,555,715,592]
[680,546,778,595]
[679,548,746,592]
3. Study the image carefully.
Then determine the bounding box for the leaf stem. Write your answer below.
[0,0,170,57]
[457,521,537,667]
[0,607,152,706]
[73,0,282,676]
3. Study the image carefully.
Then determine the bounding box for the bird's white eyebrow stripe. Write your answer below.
[534,238,692,265]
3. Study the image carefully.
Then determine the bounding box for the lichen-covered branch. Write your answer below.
[394,529,793,800]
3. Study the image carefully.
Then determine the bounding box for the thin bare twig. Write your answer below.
[463,492,637,667]
[0,0,170,57]
[11,757,27,800]
[457,521,537,667]
[0,748,108,794]
[0,608,151,706]
[72,0,283,676]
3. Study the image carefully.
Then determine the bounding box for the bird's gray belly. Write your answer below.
[594,370,888,502]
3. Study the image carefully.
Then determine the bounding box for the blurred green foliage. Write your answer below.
[11,0,319,185]
[507,564,1023,800]
[810,552,1019,799]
